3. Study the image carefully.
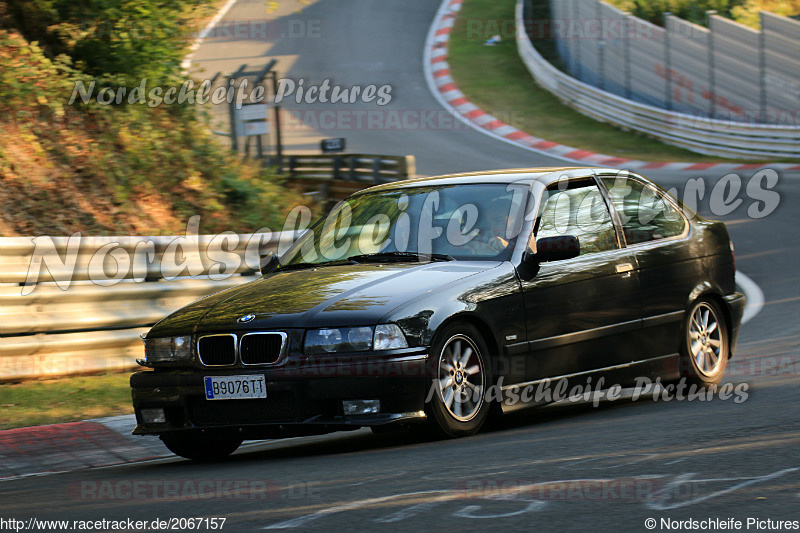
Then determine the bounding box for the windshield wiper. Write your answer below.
[347,251,454,263]
[275,259,358,272]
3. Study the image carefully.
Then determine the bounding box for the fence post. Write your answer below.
[596,1,605,90]
[623,12,631,99]
[758,11,767,124]
[706,10,716,119]
[664,12,672,111]
[569,0,581,81]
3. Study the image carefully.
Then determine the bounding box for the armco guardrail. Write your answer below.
[517,0,800,159]
[0,154,414,381]
[0,231,298,381]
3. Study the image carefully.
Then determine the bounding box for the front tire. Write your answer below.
[680,298,729,386]
[425,322,492,438]
[160,434,242,461]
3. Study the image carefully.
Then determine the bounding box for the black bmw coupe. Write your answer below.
[131,168,745,460]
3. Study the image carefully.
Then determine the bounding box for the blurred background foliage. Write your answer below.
[0,0,312,236]
[607,0,800,27]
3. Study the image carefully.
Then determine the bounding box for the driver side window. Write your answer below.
[535,181,618,255]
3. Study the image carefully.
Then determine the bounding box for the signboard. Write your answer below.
[321,138,346,153]
[234,104,269,138]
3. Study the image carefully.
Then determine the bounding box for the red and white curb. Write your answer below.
[0,415,168,480]
[423,0,800,173]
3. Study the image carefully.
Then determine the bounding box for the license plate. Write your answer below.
[204,375,266,400]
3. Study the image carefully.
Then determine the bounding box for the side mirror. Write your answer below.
[527,235,580,263]
[259,253,280,275]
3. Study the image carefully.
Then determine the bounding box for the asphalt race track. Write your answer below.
[1,1,798,531]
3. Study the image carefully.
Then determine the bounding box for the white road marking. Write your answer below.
[263,490,451,529]
[375,501,441,523]
[345,471,408,487]
[647,468,799,511]
[181,0,241,72]
[735,271,765,324]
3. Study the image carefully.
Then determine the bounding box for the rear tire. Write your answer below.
[160,434,242,461]
[425,322,493,438]
[680,298,729,387]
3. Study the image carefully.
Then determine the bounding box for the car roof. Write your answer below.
[354,167,614,195]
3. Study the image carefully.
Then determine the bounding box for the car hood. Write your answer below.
[148,261,500,336]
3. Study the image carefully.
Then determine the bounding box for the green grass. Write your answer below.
[447,0,750,163]
[0,373,134,430]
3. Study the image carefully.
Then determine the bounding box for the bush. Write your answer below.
[731,0,800,27]
[608,0,741,26]
[3,0,211,87]
[0,1,313,236]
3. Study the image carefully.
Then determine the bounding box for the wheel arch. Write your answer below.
[435,312,500,362]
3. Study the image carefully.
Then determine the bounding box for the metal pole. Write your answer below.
[228,91,238,152]
[227,64,247,153]
[271,70,283,172]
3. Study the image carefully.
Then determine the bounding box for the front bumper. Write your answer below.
[131,352,430,439]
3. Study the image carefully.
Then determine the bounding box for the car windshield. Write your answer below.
[279,183,529,267]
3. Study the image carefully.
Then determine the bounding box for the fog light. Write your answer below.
[141,408,166,424]
[342,399,380,416]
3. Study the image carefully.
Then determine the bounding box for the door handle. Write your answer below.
[615,263,634,274]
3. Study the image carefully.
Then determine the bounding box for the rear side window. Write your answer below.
[600,176,687,245]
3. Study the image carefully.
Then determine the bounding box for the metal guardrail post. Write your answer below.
[348,156,357,180]
[332,156,342,180]
[372,157,381,182]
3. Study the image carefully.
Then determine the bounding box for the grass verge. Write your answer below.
[447,0,764,163]
[0,372,134,430]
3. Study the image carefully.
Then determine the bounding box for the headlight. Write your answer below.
[304,327,373,355]
[144,336,192,363]
[304,324,408,354]
[374,324,408,350]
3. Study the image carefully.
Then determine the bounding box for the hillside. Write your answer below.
[0,0,310,237]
